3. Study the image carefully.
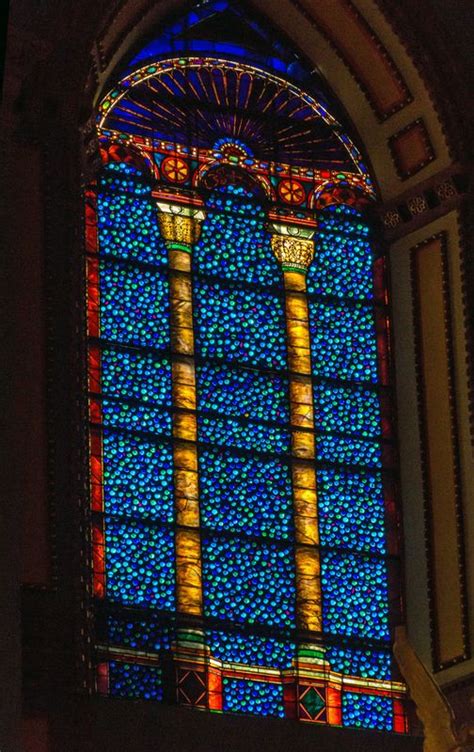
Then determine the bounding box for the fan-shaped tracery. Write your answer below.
[99,57,373,179]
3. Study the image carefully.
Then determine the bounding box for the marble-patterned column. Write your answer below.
[155,191,206,618]
[270,222,322,634]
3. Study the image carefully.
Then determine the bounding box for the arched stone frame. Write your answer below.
[4,0,473,749]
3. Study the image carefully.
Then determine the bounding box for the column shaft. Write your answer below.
[271,226,322,635]
[284,270,321,633]
[156,202,205,617]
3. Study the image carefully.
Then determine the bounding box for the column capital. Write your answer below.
[268,207,317,272]
[153,186,206,252]
[269,223,316,273]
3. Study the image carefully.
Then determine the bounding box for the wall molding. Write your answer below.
[410,232,470,672]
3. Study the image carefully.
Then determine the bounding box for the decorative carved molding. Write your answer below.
[379,166,470,241]
[457,202,474,451]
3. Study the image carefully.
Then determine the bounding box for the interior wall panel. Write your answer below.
[412,233,469,670]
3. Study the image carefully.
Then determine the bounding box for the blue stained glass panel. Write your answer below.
[223,678,285,717]
[195,185,280,287]
[321,551,390,641]
[99,163,150,193]
[101,399,172,436]
[99,260,169,350]
[203,536,295,628]
[198,414,290,455]
[316,434,382,468]
[308,204,373,301]
[98,174,168,267]
[309,301,378,382]
[209,629,295,669]
[103,431,174,522]
[106,615,173,652]
[314,383,381,438]
[100,349,171,405]
[343,692,393,731]
[197,363,289,426]
[317,468,386,554]
[109,661,163,701]
[194,278,286,370]
[200,448,293,539]
[326,646,392,680]
[105,520,175,609]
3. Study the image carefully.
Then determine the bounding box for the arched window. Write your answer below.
[86,0,406,733]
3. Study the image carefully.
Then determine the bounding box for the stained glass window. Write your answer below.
[86,0,407,734]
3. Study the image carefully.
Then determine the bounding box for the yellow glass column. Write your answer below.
[155,191,206,617]
[270,223,322,633]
